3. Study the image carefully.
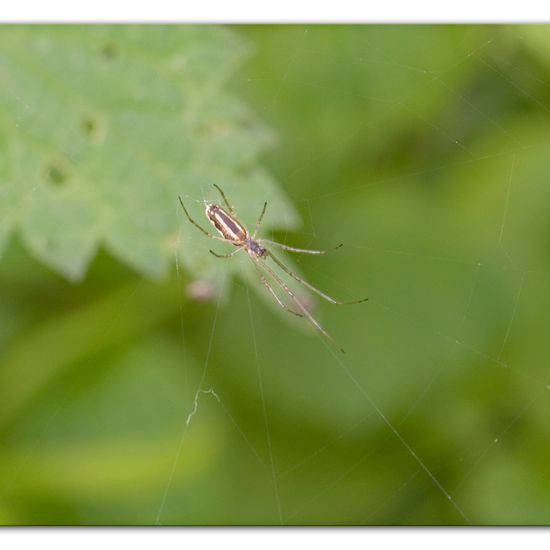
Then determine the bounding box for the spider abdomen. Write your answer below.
[205,204,248,244]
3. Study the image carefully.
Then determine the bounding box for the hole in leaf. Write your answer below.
[82,117,96,136]
[44,162,69,187]
[101,42,118,61]
[81,113,107,143]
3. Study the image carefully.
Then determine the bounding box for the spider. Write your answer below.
[178,185,367,353]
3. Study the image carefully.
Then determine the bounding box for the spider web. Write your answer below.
[153,26,550,526]
[2,25,550,526]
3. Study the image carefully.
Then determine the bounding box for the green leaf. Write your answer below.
[0,26,299,282]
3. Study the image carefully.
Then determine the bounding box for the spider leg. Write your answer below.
[252,256,345,353]
[213,184,235,214]
[258,239,343,255]
[251,260,304,318]
[252,201,268,239]
[178,196,230,242]
[266,251,368,305]
[209,248,242,259]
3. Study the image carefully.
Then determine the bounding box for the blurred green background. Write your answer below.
[1,24,550,525]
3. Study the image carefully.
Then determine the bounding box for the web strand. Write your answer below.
[155,293,221,525]
[320,340,472,524]
[246,287,284,524]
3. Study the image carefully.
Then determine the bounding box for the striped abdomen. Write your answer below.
[205,204,248,244]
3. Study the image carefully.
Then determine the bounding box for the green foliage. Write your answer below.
[0,26,298,282]
[2,25,550,526]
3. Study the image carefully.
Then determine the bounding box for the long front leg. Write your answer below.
[252,201,268,239]
[209,248,242,259]
[253,257,345,353]
[251,261,303,317]
[213,184,235,214]
[266,251,368,305]
[258,239,343,255]
[178,196,231,242]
